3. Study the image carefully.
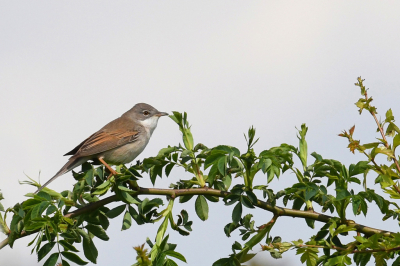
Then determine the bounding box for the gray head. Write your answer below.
[122,103,168,122]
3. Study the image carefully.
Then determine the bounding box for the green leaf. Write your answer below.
[212,258,230,266]
[165,259,179,266]
[239,253,256,263]
[232,202,242,225]
[61,259,71,266]
[204,151,226,169]
[207,163,219,185]
[325,255,351,266]
[46,205,58,216]
[61,251,88,265]
[394,134,400,151]
[297,247,318,266]
[94,180,110,190]
[297,123,308,169]
[157,146,177,157]
[392,255,400,266]
[352,196,362,216]
[214,145,241,157]
[195,195,209,221]
[36,191,51,201]
[305,186,318,201]
[84,168,94,187]
[182,128,194,151]
[43,252,59,266]
[79,230,98,263]
[240,196,254,209]
[32,201,50,219]
[105,205,126,218]
[128,205,144,225]
[85,224,109,241]
[217,156,227,176]
[164,250,187,262]
[311,152,323,162]
[119,190,138,204]
[38,241,56,261]
[179,195,193,203]
[222,175,232,190]
[165,163,175,177]
[244,226,269,250]
[155,217,169,246]
[204,195,219,202]
[98,212,110,230]
[59,240,79,252]
[232,241,242,250]
[385,108,394,122]
[122,211,132,230]
[336,187,351,200]
[22,199,41,210]
[245,191,258,204]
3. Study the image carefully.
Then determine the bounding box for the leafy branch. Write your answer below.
[1,77,400,266]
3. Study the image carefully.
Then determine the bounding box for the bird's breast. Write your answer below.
[101,136,150,165]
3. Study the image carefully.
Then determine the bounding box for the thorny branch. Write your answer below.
[0,186,393,250]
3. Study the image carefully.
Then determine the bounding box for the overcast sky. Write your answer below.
[1,1,400,266]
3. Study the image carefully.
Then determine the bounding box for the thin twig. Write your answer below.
[297,244,400,254]
[364,91,400,194]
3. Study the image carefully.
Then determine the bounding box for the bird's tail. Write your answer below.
[35,157,85,194]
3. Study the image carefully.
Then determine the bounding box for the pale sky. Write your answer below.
[1,1,400,265]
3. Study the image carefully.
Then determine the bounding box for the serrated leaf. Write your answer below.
[61,251,88,265]
[245,191,258,204]
[164,250,187,262]
[218,156,227,176]
[79,230,98,263]
[119,190,138,204]
[232,203,242,225]
[43,252,59,266]
[336,187,351,200]
[105,205,126,218]
[38,242,56,261]
[86,224,109,241]
[204,151,226,169]
[59,240,79,252]
[61,259,71,266]
[394,134,400,151]
[165,163,175,177]
[46,205,58,216]
[122,211,132,230]
[195,195,209,221]
[325,255,351,266]
[240,196,254,209]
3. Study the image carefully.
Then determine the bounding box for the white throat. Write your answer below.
[139,116,160,136]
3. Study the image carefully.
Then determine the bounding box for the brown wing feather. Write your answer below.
[76,130,139,157]
[64,132,96,156]
[66,116,141,158]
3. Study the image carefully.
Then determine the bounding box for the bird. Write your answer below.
[35,103,168,193]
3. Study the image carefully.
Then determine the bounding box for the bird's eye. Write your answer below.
[143,110,150,116]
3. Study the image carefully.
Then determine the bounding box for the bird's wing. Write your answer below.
[64,132,97,156]
[65,117,141,157]
[75,129,140,157]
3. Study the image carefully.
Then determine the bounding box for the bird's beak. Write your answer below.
[155,112,169,117]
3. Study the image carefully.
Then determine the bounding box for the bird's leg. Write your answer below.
[98,158,118,179]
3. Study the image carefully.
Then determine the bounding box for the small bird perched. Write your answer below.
[36,103,168,193]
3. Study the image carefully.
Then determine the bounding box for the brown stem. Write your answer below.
[0,187,393,250]
[364,91,400,194]
[258,214,279,230]
[297,244,400,254]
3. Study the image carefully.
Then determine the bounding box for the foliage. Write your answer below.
[1,77,400,265]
